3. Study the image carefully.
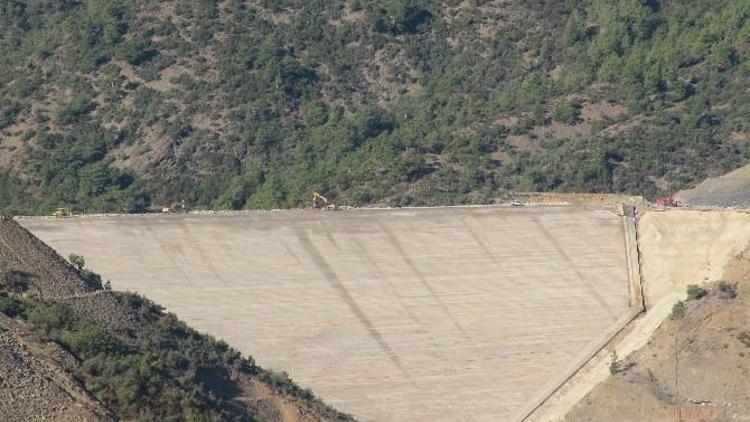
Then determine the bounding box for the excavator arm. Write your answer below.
[312,192,328,208]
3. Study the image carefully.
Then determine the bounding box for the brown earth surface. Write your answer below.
[565,254,750,421]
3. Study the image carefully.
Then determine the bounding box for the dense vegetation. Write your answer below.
[2,0,750,213]
[0,265,333,420]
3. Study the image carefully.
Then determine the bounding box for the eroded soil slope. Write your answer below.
[565,251,750,421]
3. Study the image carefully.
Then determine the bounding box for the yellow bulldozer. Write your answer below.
[311,192,337,210]
[53,207,73,218]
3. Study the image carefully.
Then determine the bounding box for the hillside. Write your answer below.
[2,0,750,214]
[565,250,750,421]
[0,214,351,421]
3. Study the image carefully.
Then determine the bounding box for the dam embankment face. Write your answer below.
[22,206,632,421]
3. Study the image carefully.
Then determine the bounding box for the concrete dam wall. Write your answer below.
[22,206,634,421]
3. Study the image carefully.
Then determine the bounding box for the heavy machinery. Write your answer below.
[157,200,187,214]
[53,207,73,218]
[654,196,683,207]
[312,192,337,210]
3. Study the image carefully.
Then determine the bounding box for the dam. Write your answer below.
[21,206,635,421]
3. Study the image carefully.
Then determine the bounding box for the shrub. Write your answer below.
[59,324,120,359]
[0,102,22,129]
[69,254,86,271]
[26,303,68,332]
[0,293,25,317]
[80,269,104,290]
[55,95,96,125]
[0,269,30,293]
[717,282,737,299]
[608,351,620,374]
[671,301,686,319]
[739,331,750,348]
[686,284,708,301]
[259,368,314,399]
[553,99,582,125]
[68,254,103,290]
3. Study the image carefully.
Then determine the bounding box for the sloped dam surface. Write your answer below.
[22,206,634,421]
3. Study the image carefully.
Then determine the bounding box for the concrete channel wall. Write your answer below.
[520,205,646,421]
[527,207,750,421]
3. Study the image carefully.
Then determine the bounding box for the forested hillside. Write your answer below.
[2,0,750,213]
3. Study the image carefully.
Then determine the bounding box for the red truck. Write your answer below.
[654,196,683,207]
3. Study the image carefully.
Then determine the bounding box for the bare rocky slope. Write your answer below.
[0,313,114,421]
[676,163,750,208]
[0,214,351,421]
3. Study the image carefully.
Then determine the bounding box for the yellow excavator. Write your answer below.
[53,207,73,218]
[311,192,337,210]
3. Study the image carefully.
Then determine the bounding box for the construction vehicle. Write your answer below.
[53,207,73,218]
[654,196,682,207]
[312,192,337,210]
[158,200,187,214]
